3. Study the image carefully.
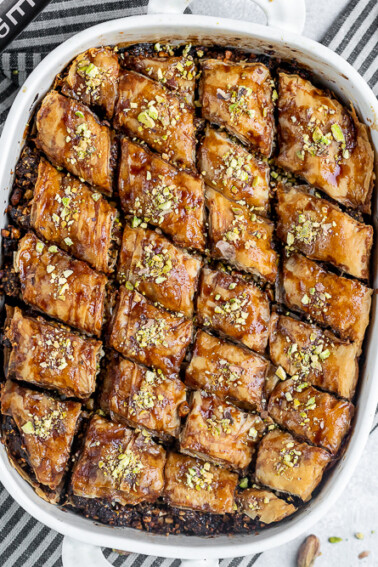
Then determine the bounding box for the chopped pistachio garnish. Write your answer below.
[77,60,111,101]
[73,121,95,161]
[328,537,342,544]
[239,477,249,489]
[134,319,168,349]
[219,149,253,188]
[206,414,232,436]
[129,369,166,415]
[227,85,252,123]
[185,462,214,491]
[21,421,35,434]
[286,210,332,251]
[22,408,65,440]
[138,110,156,129]
[285,329,333,379]
[276,442,302,474]
[100,446,144,489]
[135,244,173,285]
[331,123,345,143]
[275,366,287,381]
[130,183,179,227]
[214,358,243,387]
[212,291,249,329]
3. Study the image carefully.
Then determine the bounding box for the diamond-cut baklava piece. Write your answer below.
[281,253,372,347]
[61,47,120,118]
[276,73,374,212]
[124,53,196,105]
[198,127,270,214]
[238,487,296,524]
[71,415,166,506]
[4,306,102,399]
[117,225,202,317]
[109,286,193,376]
[185,330,268,411]
[276,183,373,279]
[1,380,81,501]
[114,70,196,168]
[197,268,270,353]
[255,430,331,501]
[180,391,266,471]
[200,59,275,156]
[206,188,277,282]
[100,353,187,439]
[35,91,116,196]
[163,452,238,514]
[14,232,108,337]
[268,379,353,455]
[269,313,360,399]
[29,159,121,273]
[118,138,206,252]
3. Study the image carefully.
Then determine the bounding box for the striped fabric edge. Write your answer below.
[322,0,378,96]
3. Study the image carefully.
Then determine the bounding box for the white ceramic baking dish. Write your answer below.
[0,1,377,566]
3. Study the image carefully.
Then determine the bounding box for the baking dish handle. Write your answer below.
[147,0,306,35]
[62,536,220,567]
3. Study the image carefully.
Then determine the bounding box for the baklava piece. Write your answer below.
[35,91,116,195]
[118,138,206,252]
[198,127,270,214]
[238,487,296,524]
[281,253,372,347]
[276,73,374,212]
[114,70,196,168]
[14,232,108,337]
[109,286,193,376]
[206,188,277,282]
[1,380,81,503]
[197,268,270,353]
[163,452,238,514]
[276,183,373,279]
[255,429,331,501]
[100,353,187,439]
[61,47,120,119]
[269,313,360,399]
[185,330,268,411]
[123,52,196,105]
[180,391,266,471]
[117,225,202,317]
[71,415,166,506]
[28,159,121,273]
[200,59,275,156]
[4,306,102,399]
[268,379,353,455]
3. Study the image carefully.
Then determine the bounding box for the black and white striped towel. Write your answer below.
[0,0,377,565]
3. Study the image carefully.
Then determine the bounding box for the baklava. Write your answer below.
[0,41,374,537]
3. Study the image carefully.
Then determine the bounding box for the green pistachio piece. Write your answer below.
[138,111,156,128]
[331,123,345,143]
[22,421,35,434]
[239,477,249,489]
